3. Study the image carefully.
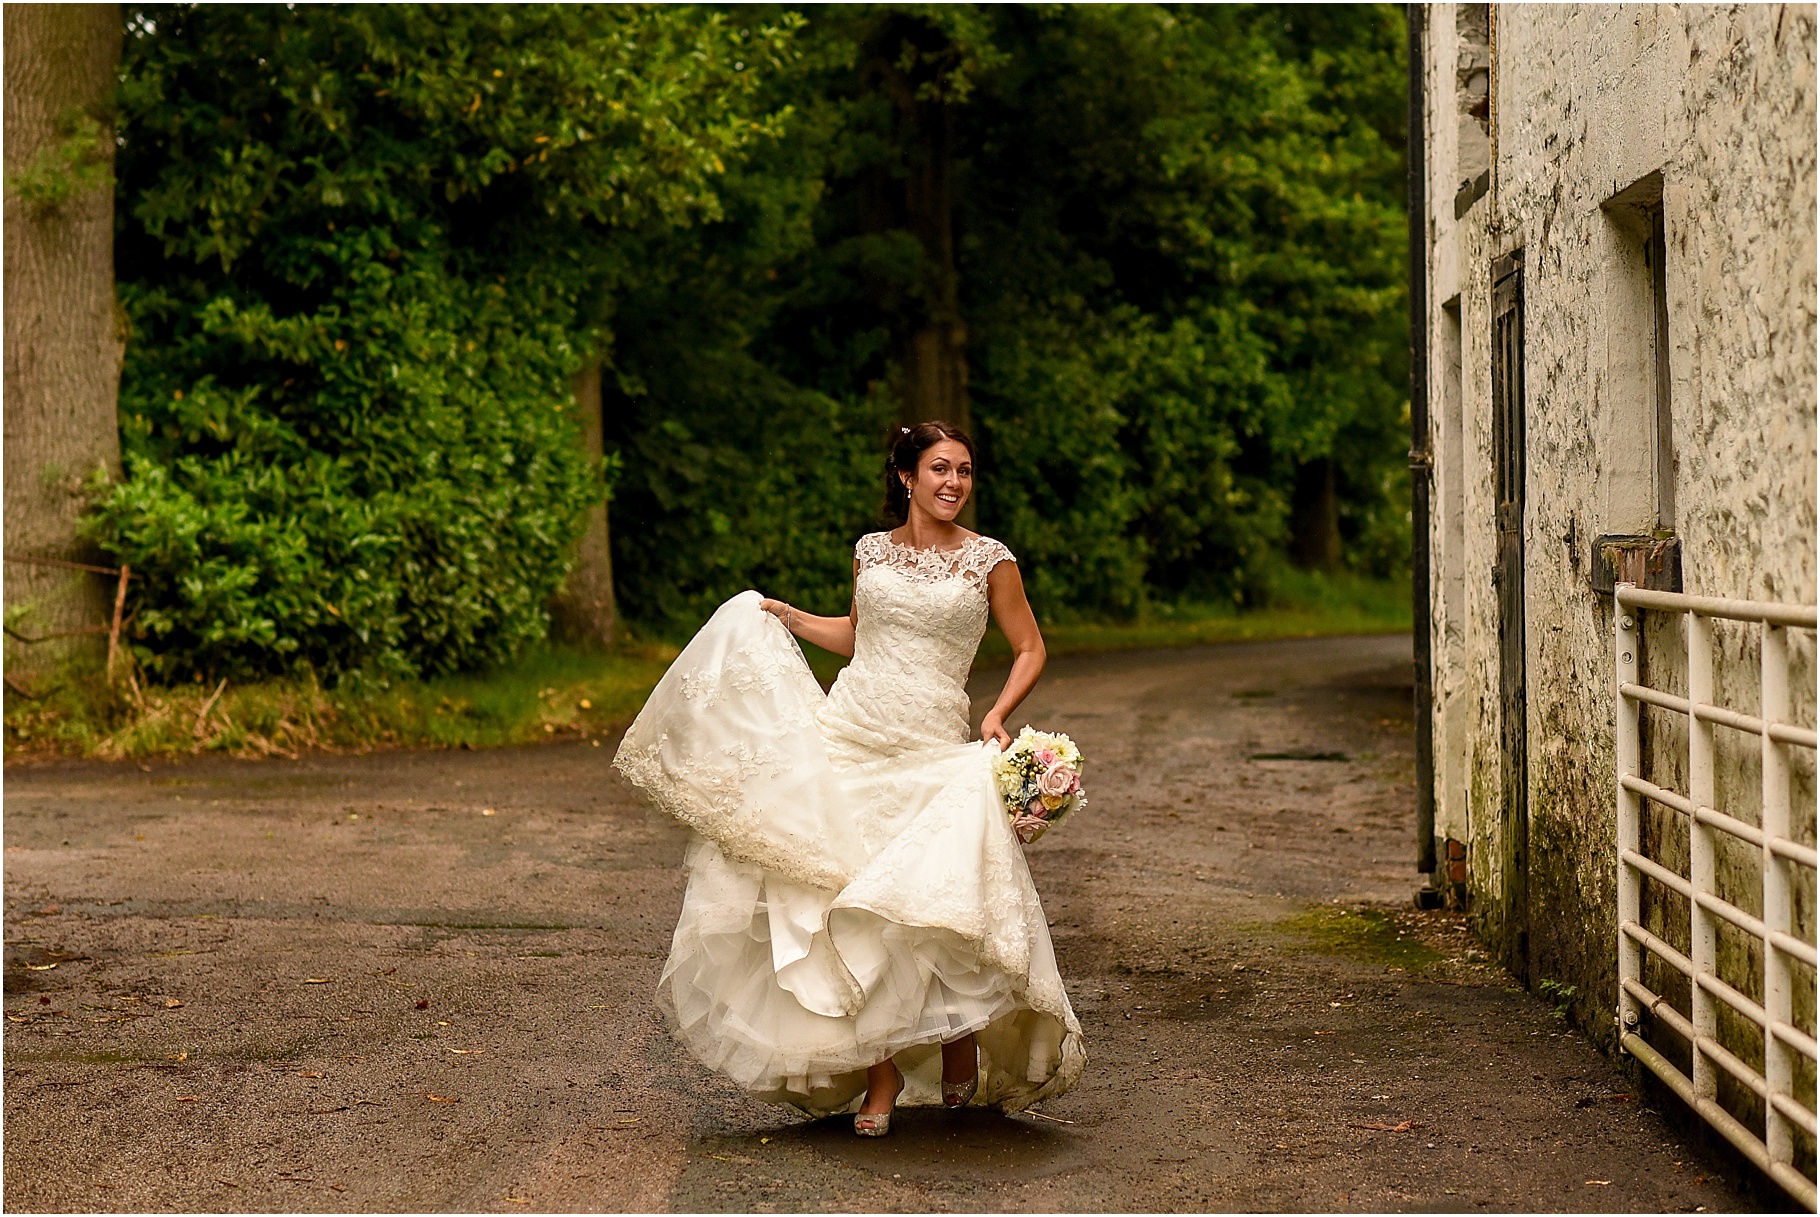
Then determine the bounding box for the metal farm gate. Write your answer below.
[1614,583,1818,1206]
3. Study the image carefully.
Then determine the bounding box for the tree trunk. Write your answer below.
[896,97,970,437]
[3,3,124,676]
[1290,457,1342,571]
[861,17,975,526]
[549,357,616,648]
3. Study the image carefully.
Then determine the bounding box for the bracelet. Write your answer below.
[784,604,795,632]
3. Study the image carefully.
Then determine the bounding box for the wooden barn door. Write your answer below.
[1491,248,1530,981]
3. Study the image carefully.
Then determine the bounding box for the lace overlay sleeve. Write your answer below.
[965,537,1016,584]
[854,532,891,572]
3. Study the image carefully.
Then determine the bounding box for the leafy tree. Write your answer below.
[99,3,1409,674]
[606,4,1409,626]
[93,3,798,680]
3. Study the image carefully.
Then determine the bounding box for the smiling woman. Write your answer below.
[882,421,974,524]
[613,420,1080,1136]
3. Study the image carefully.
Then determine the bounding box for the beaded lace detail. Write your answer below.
[816,533,1016,758]
[854,532,1015,588]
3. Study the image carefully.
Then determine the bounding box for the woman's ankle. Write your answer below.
[941,1033,978,1079]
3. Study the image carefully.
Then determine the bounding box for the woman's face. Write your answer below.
[905,439,973,523]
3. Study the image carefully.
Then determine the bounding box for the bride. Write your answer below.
[613,420,1085,1135]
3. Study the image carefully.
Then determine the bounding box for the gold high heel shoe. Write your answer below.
[853,1063,905,1136]
[942,1040,979,1109]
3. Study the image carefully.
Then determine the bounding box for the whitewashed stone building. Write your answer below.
[1413,3,1815,1195]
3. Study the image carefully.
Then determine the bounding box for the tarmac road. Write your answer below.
[3,634,1759,1212]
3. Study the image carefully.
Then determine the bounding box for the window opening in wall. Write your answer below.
[1454,4,1492,218]
[1596,172,1681,594]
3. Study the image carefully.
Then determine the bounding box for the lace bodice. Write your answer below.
[816,532,1015,758]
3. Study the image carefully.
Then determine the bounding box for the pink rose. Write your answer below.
[1036,748,1058,767]
[1012,812,1049,844]
[1037,763,1075,810]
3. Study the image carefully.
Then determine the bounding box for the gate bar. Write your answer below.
[1612,583,1817,1208]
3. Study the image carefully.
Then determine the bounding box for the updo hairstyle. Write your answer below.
[883,420,975,522]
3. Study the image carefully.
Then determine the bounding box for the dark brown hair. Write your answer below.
[883,420,975,522]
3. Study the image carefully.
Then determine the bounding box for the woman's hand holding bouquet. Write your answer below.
[992,727,1087,844]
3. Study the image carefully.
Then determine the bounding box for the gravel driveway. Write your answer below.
[3,635,1757,1211]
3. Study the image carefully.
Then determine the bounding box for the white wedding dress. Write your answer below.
[613,532,1085,1116]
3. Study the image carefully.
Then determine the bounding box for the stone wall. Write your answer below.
[1421,0,1816,1073]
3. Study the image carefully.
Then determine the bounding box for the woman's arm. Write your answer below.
[759,560,858,658]
[979,559,1046,748]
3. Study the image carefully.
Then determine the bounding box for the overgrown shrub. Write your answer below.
[92,4,796,680]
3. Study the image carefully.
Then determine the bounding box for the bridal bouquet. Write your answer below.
[993,727,1086,844]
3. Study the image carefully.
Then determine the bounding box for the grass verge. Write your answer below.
[3,644,678,763]
[6,571,1408,763]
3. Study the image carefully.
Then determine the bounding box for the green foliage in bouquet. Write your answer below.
[92,4,799,681]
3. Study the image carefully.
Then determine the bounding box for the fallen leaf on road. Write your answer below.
[308,1107,350,1115]
[482,809,497,817]
[167,1053,188,1062]
[21,963,57,971]
[503,1199,528,1205]
[216,1180,238,1189]
[444,1047,484,1055]
[176,1096,199,1102]
[1349,1121,1417,1133]
[415,1000,430,1009]
[330,1184,346,1192]
[1585,1180,1611,1186]
[354,1099,383,1106]
[1022,1109,1075,1124]
[760,1136,772,1144]
[163,998,184,1008]
[303,978,332,984]
[298,1071,325,1078]
[1610,1093,1634,1102]
[426,1094,460,1103]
